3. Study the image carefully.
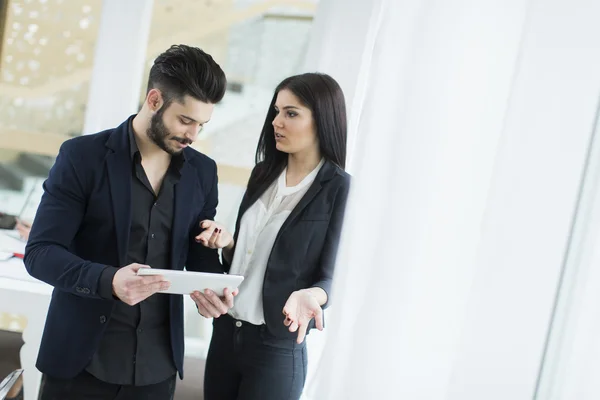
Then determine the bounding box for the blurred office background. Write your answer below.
[3,1,600,400]
[0,0,321,398]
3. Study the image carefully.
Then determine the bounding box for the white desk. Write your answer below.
[0,231,52,400]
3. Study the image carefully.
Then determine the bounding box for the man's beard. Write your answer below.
[147,111,190,155]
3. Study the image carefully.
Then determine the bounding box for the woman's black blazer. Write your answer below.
[223,160,351,339]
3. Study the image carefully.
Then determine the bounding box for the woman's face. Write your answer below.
[271,89,319,157]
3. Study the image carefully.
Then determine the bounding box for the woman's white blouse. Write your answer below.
[228,159,325,325]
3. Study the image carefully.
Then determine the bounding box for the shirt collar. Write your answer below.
[128,117,140,161]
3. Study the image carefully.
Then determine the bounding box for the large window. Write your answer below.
[0,0,103,138]
[142,0,318,170]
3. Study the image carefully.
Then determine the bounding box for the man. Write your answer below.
[24,44,235,400]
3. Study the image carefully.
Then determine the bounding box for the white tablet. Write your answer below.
[136,268,244,296]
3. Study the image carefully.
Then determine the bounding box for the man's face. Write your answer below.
[148,94,214,155]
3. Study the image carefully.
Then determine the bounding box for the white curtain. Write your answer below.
[302,0,600,399]
[300,2,387,396]
[534,97,600,400]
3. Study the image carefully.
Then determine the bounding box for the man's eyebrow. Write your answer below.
[180,114,210,124]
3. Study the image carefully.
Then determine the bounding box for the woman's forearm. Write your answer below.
[222,240,235,265]
[303,287,328,307]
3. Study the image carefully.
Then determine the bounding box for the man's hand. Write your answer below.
[191,287,239,318]
[112,263,170,306]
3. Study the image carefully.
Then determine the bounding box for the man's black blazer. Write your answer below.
[24,117,222,379]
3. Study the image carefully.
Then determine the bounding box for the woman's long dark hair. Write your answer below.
[248,73,347,196]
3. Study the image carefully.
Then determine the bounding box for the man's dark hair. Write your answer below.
[147,44,227,107]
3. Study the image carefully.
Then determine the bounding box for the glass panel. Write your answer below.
[0,0,103,138]
[142,0,318,170]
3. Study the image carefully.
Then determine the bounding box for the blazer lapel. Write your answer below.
[236,160,338,239]
[278,179,323,234]
[278,160,337,234]
[106,147,132,267]
[171,162,195,270]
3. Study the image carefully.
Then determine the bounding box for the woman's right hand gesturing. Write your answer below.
[195,220,234,250]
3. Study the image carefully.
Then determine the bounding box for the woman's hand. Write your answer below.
[195,220,234,250]
[282,289,325,344]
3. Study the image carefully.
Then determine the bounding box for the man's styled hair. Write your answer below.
[147,44,227,107]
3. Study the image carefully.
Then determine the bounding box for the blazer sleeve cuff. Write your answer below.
[311,280,332,309]
[98,266,119,300]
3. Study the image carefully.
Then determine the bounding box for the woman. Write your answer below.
[194,72,351,399]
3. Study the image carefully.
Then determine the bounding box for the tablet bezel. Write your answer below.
[136,268,244,296]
